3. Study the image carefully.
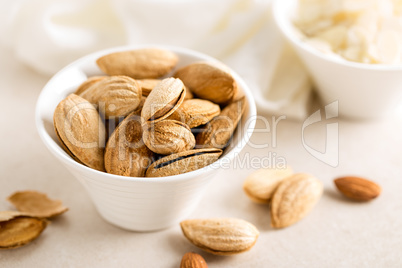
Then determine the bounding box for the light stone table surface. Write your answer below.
[1,44,401,268]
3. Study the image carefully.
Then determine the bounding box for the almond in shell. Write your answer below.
[167,99,220,128]
[180,218,259,255]
[141,77,186,123]
[174,61,237,104]
[74,76,107,95]
[243,166,293,204]
[271,173,323,228]
[96,48,178,79]
[145,148,222,177]
[53,94,106,171]
[137,79,161,97]
[138,78,194,100]
[143,120,195,155]
[105,106,154,177]
[196,97,245,149]
[79,75,142,119]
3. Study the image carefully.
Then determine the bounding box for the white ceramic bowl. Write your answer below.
[35,45,256,231]
[273,0,402,119]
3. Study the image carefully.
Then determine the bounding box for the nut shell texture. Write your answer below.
[145,148,222,177]
[168,99,220,128]
[174,61,237,104]
[105,108,154,177]
[79,75,142,119]
[53,94,105,171]
[271,173,323,228]
[143,120,195,155]
[141,77,185,123]
[196,97,245,149]
[243,166,293,204]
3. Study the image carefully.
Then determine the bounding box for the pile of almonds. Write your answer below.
[0,191,68,249]
[176,172,382,266]
[53,48,245,177]
[177,172,381,266]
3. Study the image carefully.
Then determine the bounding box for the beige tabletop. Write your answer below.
[1,44,401,268]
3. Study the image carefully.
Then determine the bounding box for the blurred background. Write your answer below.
[0,0,312,119]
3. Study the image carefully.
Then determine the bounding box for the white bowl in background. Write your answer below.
[35,45,256,231]
[273,0,402,119]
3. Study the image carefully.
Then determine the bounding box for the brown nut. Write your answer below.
[8,191,68,218]
[141,77,186,123]
[137,79,161,97]
[105,106,154,177]
[74,76,107,95]
[145,148,222,177]
[0,211,48,249]
[79,75,142,119]
[180,218,259,255]
[53,94,106,171]
[196,97,245,149]
[180,252,208,268]
[243,166,293,204]
[96,48,178,79]
[167,99,220,128]
[271,173,323,228]
[334,176,381,201]
[143,120,195,155]
[174,61,237,104]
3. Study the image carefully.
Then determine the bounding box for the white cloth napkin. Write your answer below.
[0,0,312,119]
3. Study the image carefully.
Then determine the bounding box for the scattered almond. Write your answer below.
[243,166,293,204]
[180,252,208,268]
[334,176,381,201]
[271,173,323,228]
[180,218,259,255]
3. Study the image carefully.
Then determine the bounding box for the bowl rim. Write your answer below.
[35,44,257,183]
[272,0,402,72]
